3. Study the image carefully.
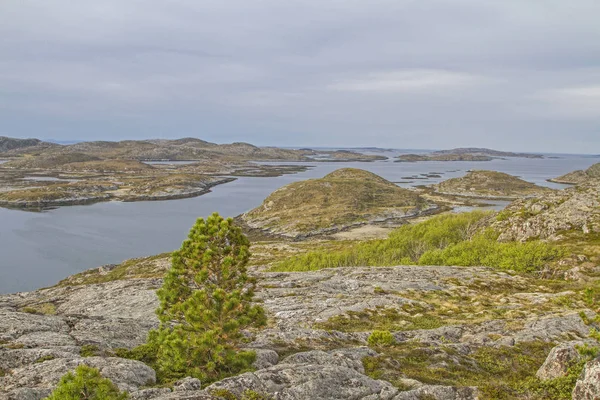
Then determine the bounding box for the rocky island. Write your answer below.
[0,137,388,210]
[396,148,543,162]
[550,162,600,185]
[431,170,554,200]
[241,168,434,238]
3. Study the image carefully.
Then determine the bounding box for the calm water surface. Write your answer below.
[0,154,597,293]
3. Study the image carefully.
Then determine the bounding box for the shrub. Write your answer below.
[368,330,396,347]
[272,212,562,273]
[149,213,266,383]
[45,365,128,400]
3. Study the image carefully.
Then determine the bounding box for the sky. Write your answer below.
[1,1,600,153]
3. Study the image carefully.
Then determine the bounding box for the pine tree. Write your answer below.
[45,365,128,400]
[150,213,266,382]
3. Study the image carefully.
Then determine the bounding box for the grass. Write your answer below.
[19,302,56,315]
[315,305,445,333]
[271,212,564,273]
[363,341,558,399]
[56,253,170,286]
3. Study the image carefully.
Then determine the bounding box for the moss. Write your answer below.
[242,390,273,400]
[80,344,102,357]
[35,354,56,363]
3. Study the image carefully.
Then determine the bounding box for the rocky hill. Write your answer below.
[550,163,600,185]
[0,137,56,154]
[241,168,433,238]
[433,170,554,199]
[493,180,600,242]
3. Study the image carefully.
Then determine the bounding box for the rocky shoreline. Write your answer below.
[0,177,236,211]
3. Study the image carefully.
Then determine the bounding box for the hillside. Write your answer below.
[241,168,432,237]
[0,136,56,154]
[3,153,101,169]
[493,180,600,242]
[433,170,553,199]
[550,163,600,185]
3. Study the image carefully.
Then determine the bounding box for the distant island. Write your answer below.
[0,136,386,210]
[396,147,543,162]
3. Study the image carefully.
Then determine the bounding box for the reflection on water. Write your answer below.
[0,154,596,293]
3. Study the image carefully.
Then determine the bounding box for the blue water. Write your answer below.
[0,154,597,293]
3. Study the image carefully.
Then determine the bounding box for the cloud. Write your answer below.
[1,0,600,152]
[327,69,486,93]
[528,83,600,119]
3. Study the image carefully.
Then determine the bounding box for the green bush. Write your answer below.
[272,212,562,273]
[45,365,128,400]
[148,213,266,383]
[367,330,396,347]
[273,212,489,271]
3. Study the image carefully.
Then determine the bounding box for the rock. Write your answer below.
[2,357,156,397]
[248,348,279,370]
[536,342,583,380]
[0,348,80,369]
[493,182,600,242]
[207,363,399,400]
[173,377,202,391]
[564,267,588,281]
[0,310,69,342]
[392,385,478,400]
[572,357,600,400]
[130,388,173,399]
[281,348,373,373]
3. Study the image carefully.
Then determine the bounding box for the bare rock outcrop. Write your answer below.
[572,357,600,400]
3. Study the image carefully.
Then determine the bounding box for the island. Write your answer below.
[0,136,386,210]
[241,168,435,238]
[395,147,543,162]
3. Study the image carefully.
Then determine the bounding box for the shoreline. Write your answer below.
[0,177,237,211]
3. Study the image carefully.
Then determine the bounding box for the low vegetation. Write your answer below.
[45,365,128,400]
[271,212,564,273]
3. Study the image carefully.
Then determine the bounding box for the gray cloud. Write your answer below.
[1,0,599,152]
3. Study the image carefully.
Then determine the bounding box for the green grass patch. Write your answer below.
[271,212,564,273]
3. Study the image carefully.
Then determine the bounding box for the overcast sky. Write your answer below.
[1,1,600,153]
